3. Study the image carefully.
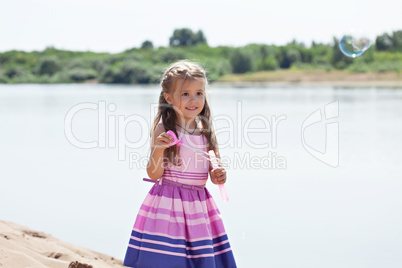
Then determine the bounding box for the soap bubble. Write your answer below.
[339,35,371,58]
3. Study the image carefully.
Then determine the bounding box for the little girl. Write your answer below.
[123,60,237,268]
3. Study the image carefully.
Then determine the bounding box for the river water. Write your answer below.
[1,83,401,268]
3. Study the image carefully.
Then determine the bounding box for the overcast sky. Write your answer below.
[1,0,401,53]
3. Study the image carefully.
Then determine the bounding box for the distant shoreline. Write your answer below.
[213,70,402,88]
[211,80,402,88]
[2,69,402,88]
[1,80,401,88]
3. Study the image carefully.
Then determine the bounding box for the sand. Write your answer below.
[0,220,124,268]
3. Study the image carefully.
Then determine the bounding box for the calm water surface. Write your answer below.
[1,84,401,268]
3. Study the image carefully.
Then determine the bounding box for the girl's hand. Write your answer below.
[154,132,173,152]
[210,167,227,185]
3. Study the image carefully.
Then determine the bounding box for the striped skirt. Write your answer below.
[123,178,237,268]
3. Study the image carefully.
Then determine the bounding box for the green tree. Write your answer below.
[230,49,252,73]
[191,30,207,46]
[257,55,278,71]
[286,49,301,64]
[100,62,154,84]
[36,56,60,76]
[376,33,393,51]
[5,66,27,79]
[0,74,8,83]
[391,30,402,51]
[169,28,207,47]
[158,49,187,63]
[68,68,97,82]
[331,37,352,69]
[141,40,154,50]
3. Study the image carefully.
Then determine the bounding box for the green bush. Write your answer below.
[67,68,97,82]
[89,58,107,73]
[100,62,159,84]
[64,58,90,69]
[347,63,369,73]
[5,66,28,79]
[374,51,402,62]
[203,59,232,77]
[158,49,187,63]
[373,61,402,72]
[0,74,8,83]
[99,67,118,83]
[122,62,150,83]
[106,55,125,66]
[257,55,279,71]
[36,56,60,76]
[11,72,38,83]
[0,53,11,64]
[286,49,302,64]
[230,49,252,73]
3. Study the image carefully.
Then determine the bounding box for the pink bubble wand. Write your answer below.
[166,130,229,203]
[208,150,229,203]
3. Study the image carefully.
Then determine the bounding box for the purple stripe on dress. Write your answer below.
[163,174,208,180]
[163,175,207,181]
[134,215,227,239]
[161,170,209,181]
[140,204,220,220]
[165,170,209,177]
[142,191,222,219]
[165,170,209,175]
[148,184,213,202]
[143,194,221,215]
[137,210,222,226]
[165,173,208,178]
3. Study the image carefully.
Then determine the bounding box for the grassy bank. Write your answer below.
[218,69,402,83]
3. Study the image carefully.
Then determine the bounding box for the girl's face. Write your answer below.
[164,78,206,125]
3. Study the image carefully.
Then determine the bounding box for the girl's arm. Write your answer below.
[146,124,171,181]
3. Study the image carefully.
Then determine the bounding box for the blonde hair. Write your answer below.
[151,60,219,166]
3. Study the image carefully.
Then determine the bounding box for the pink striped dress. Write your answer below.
[123,125,237,268]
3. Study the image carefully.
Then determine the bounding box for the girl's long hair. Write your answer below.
[150,60,219,166]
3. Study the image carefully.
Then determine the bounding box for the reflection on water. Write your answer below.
[1,84,402,268]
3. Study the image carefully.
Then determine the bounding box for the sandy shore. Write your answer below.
[0,220,124,268]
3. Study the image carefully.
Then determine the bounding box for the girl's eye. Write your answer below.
[181,92,203,96]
